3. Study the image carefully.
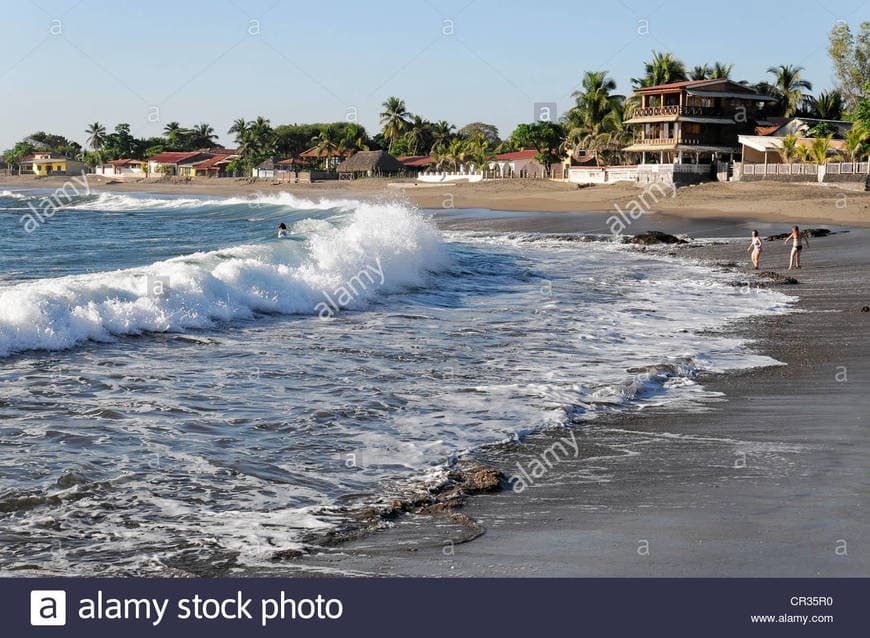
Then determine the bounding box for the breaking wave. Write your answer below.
[0,200,450,357]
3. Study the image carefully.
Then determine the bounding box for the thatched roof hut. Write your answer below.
[336,150,406,176]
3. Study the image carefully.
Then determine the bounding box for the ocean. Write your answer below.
[0,188,794,575]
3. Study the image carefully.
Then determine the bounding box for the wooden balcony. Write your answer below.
[631,105,736,118]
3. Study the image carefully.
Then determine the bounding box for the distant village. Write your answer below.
[4,25,869,188]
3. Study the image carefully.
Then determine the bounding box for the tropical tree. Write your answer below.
[311,124,342,169]
[190,123,218,148]
[808,134,834,163]
[827,21,870,111]
[842,126,868,161]
[778,133,801,163]
[708,62,733,79]
[808,90,843,120]
[227,118,248,145]
[509,121,564,174]
[564,70,626,163]
[690,65,710,80]
[406,115,432,155]
[632,51,688,88]
[430,121,455,148]
[163,122,184,148]
[767,64,813,117]
[379,97,411,152]
[85,122,106,153]
[456,122,500,146]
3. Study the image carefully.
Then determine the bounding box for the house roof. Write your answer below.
[396,155,434,167]
[495,150,539,161]
[738,134,846,153]
[193,154,235,170]
[336,150,406,173]
[146,151,205,164]
[277,158,306,166]
[299,145,350,158]
[634,79,722,92]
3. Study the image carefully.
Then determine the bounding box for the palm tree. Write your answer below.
[708,62,733,79]
[842,126,868,162]
[778,133,801,163]
[690,65,710,80]
[406,116,432,155]
[808,134,833,164]
[445,138,467,171]
[312,124,342,170]
[190,123,218,148]
[342,123,369,153]
[809,90,843,120]
[379,97,411,152]
[767,65,813,117]
[632,51,687,88]
[85,122,106,152]
[162,122,184,148]
[565,70,626,161]
[228,118,248,144]
[430,121,455,148]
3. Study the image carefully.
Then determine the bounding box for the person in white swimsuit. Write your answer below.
[277,223,289,238]
[747,229,763,270]
[784,225,808,270]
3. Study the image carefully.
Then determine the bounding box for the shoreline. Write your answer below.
[282,218,869,577]
[2,174,870,227]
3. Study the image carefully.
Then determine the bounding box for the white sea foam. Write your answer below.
[59,190,367,212]
[0,201,449,357]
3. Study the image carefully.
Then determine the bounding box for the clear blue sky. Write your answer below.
[0,0,866,151]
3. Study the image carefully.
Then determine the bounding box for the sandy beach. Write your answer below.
[3,174,870,227]
[275,213,868,577]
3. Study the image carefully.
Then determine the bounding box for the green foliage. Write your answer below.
[509,121,564,168]
[828,22,870,111]
[457,122,500,146]
[632,51,687,88]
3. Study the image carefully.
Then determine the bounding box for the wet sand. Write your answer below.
[288,214,869,577]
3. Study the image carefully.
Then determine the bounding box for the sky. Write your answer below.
[0,0,867,151]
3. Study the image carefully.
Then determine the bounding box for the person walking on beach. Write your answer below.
[747,230,763,270]
[784,225,808,270]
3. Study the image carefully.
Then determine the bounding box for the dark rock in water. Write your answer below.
[271,548,304,561]
[57,471,87,489]
[625,231,688,245]
[766,228,831,241]
[757,271,799,285]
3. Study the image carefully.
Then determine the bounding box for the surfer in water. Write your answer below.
[277,223,289,238]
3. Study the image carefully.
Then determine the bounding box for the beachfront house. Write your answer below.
[396,155,435,174]
[192,153,237,178]
[146,151,212,176]
[19,152,85,176]
[737,117,852,165]
[336,150,406,179]
[95,159,147,178]
[622,79,776,164]
[299,146,349,171]
[489,149,548,178]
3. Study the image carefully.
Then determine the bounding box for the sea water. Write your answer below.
[0,189,794,575]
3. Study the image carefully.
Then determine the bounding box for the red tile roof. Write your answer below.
[396,155,434,167]
[277,158,306,165]
[495,150,539,161]
[146,151,205,164]
[755,125,780,136]
[106,159,146,166]
[192,154,235,170]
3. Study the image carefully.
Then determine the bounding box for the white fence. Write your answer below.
[569,163,712,185]
[742,161,869,176]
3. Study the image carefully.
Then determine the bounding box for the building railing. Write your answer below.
[633,137,705,146]
[632,105,735,118]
